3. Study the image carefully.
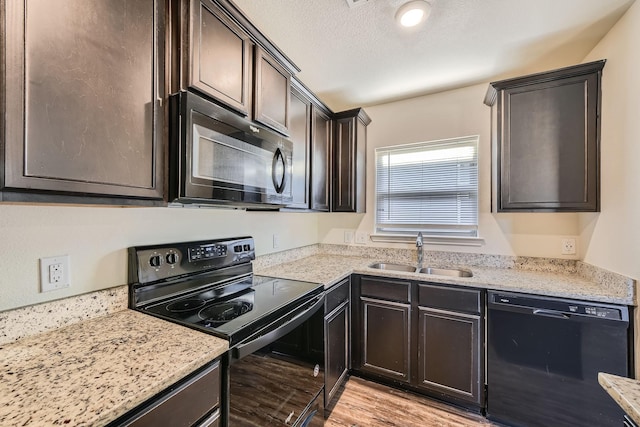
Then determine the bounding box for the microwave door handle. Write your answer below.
[272,148,286,194]
[234,294,324,360]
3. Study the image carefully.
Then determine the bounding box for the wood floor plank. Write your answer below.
[325,377,497,427]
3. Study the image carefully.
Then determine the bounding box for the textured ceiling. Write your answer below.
[232,0,635,111]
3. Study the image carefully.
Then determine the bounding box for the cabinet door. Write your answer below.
[417,307,482,406]
[253,46,291,135]
[325,300,349,407]
[286,86,311,209]
[493,61,603,212]
[333,109,370,213]
[360,297,411,383]
[333,116,356,212]
[310,106,332,211]
[188,0,252,115]
[3,0,164,201]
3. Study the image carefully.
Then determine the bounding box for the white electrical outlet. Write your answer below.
[40,255,70,292]
[273,234,280,249]
[561,238,577,255]
[344,230,354,243]
[355,232,368,244]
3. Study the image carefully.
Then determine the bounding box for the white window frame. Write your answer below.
[372,135,483,246]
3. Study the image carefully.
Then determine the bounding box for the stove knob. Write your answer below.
[149,255,163,268]
[166,253,178,265]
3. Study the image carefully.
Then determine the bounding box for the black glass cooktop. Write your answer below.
[142,275,323,345]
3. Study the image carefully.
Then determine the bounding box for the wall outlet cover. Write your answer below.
[355,232,368,244]
[40,255,70,292]
[561,238,577,255]
[344,230,354,243]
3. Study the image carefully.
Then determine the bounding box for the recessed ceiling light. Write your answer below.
[396,0,431,28]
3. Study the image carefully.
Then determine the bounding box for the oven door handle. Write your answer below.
[234,294,324,360]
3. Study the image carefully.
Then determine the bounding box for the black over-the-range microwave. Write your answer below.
[168,91,293,208]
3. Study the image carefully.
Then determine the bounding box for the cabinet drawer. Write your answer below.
[361,277,410,304]
[126,360,220,427]
[418,284,481,314]
[326,278,350,314]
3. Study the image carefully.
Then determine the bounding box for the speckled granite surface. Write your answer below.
[0,310,228,427]
[599,373,640,424]
[0,285,128,346]
[255,253,635,305]
[253,244,320,270]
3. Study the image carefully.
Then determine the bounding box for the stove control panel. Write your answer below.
[129,236,255,285]
[188,244,227,261]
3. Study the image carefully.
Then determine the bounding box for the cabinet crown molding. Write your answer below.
[483,59,606,107]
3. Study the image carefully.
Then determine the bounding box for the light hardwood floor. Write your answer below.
[325,377,497,427]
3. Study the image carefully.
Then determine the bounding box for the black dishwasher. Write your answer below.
[487,291,631,427]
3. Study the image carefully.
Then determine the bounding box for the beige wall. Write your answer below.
[0,205,319,312]
[319,83,582,258]
[578,1,640,376]
[580,0,640,283]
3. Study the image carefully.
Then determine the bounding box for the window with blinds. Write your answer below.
[375,136,479,238]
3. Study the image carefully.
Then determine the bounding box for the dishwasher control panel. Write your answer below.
[490,292,626,321]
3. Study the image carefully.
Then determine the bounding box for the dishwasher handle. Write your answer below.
[532,309,570,319]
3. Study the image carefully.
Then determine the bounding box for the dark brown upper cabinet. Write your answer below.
[485,60,605,212]
[253,46,291,135]
[175,0,253,116]
[333,108,371,213]
[172,0,296,136]
[1,0,165,204]
[287,81,312,209]
[310,105,333,212]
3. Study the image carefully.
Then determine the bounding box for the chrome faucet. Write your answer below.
[416,232,423,269]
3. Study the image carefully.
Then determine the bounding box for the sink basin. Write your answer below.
[418,267,473,278]
[368,262,417,273]
[368,262,473,278]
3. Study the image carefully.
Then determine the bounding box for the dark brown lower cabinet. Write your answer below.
[361,298,411,382]
[108,359,221,427]
[352,276,412,384]
[416,282,484,407]
[417,307,482,406]
[352,275,485,410]
[324,278,350,407]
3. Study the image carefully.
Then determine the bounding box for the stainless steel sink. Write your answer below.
[368,262,473,278]
[418,267,473,277]
[368,262,417,273]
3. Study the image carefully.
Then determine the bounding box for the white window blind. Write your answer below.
[375,136,479,238]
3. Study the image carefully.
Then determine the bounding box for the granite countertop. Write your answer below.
[0,310,228,427]
[255,254,634,305]
[599,373,640,424]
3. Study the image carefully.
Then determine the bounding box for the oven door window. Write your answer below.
[229,310,324,426]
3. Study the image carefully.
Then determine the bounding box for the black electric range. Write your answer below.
[128,236,324,348]
[128,236,326,427]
